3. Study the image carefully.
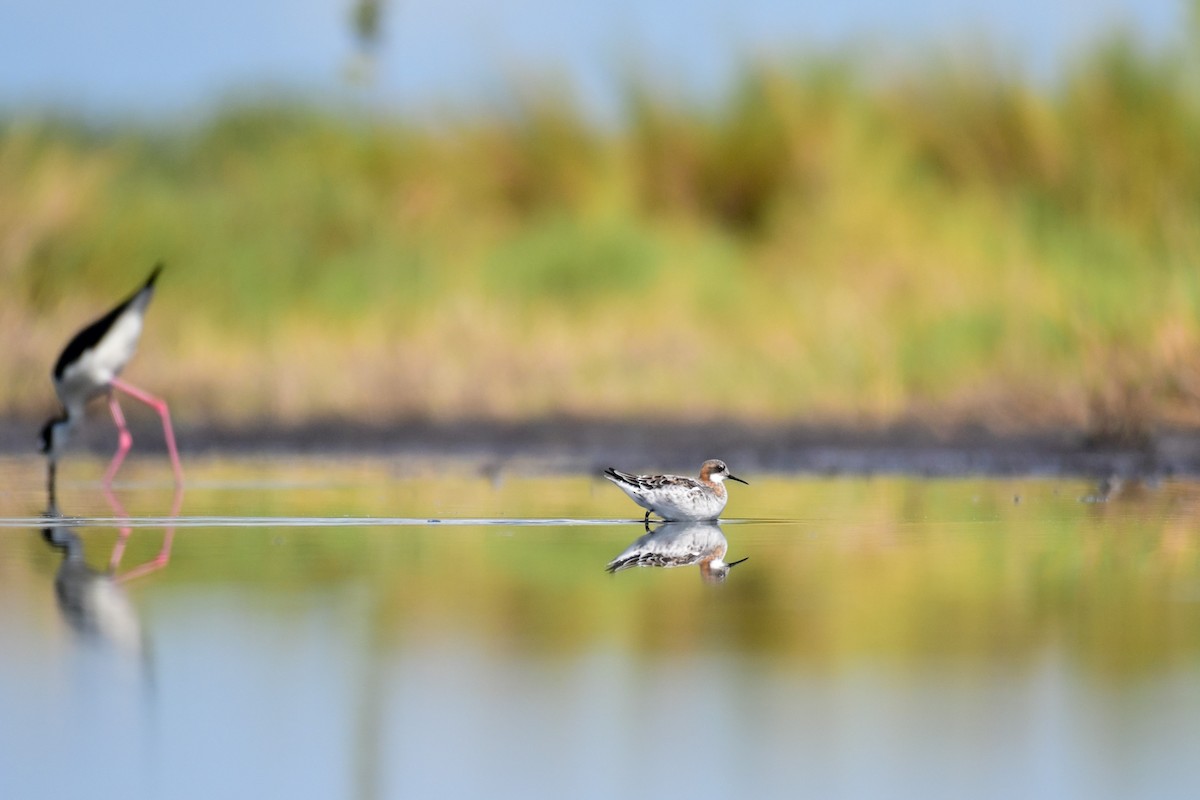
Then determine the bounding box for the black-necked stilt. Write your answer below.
[39,264,183,498]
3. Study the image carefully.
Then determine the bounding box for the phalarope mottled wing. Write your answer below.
[605,520,748,583]
[603,459,748,521]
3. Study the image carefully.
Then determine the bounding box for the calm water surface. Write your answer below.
[1,455,1199,799]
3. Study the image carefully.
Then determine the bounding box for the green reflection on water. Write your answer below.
[6,457,1200,681]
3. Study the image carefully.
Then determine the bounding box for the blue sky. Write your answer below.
[0,0,1185,120]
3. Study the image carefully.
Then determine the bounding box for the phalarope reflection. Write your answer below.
[606,520,747,583]
[603,459,748,521]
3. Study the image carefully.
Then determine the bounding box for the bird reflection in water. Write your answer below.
[42,484,183,651]
[606,520,748,584]
[43,522,143,651]
[101,482,183,583]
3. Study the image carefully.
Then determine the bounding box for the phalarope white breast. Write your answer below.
[606,520,747,583]
[603,459,747,521]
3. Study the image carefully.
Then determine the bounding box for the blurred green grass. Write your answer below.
[3,32,1200,435]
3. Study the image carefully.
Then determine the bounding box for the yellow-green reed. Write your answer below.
[3,31,1200,435]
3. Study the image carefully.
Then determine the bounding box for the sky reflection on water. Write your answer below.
[1,455,1199,799]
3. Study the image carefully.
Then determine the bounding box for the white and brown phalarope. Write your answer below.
[603,459,748,522]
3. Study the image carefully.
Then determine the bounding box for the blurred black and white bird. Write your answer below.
[39,265,183,499]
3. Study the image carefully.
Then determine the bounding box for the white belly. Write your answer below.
[56,312,144,402]
[650,488,727,521]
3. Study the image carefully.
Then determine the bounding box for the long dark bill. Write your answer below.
[46,460,57,510]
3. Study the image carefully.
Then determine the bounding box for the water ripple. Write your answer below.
[0,515,759,529]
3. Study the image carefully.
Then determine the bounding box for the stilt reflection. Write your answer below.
[41,484,183,650]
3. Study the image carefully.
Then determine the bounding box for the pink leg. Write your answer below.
[104,483,134,570]
[110,377,184,486]
[103,393,134,487]
[116,484,183,583]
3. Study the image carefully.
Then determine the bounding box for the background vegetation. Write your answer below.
[4,29,1200,437]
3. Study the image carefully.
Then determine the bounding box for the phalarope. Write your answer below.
[603,459,748,521]
[606,520,748,583]
[39,264,184,501]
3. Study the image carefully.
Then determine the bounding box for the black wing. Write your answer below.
[53,265,162,380]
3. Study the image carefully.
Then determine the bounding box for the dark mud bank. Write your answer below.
[6,415,1200,478]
